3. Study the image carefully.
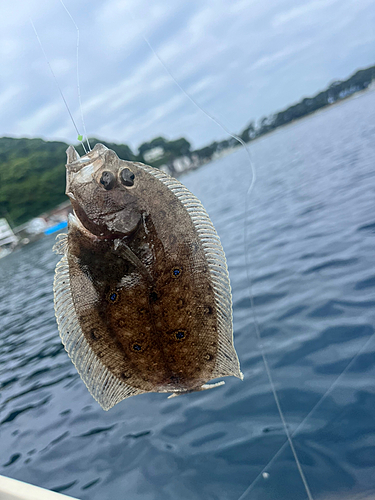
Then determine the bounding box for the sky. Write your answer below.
[1,0,374,152]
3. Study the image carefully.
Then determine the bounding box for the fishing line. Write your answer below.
[33,7,370,500]
[58,0,91,151]
[30,18,87,153]
[131,16,314,500]
[242,190,314,500]
[237,328,375,499]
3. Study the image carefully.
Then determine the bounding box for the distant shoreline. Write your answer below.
[239,84,374,144]
[0,63,374,227]
[181,83,375,175]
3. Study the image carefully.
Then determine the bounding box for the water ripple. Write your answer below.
[1,92,375,500]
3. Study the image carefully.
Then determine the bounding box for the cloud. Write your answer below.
[0,86,25,111]
[271,0,340,28]
[17,102,63,135]
[250,42,312,71]
[0,0,373,149]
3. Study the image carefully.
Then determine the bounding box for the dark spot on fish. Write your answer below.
[97,352,104,358]
[100,171,115,190]
[138,308,147,315]
[172,267,182,278]
[150,291,159,302]
[118,319,125,327]
[204,305,213,315]
[175,331,185,341]
[121,372,131,380]
[107,292,118,303]
[132,344,142,352]
[170,375,180,384]
[205,353,213,361]
[120,168,135,187]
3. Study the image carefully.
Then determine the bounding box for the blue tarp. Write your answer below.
[44,221,68,235]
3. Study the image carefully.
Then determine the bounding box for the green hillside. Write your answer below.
[1,63,374,227]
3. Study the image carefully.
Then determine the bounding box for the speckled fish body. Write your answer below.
[53,143,242,410]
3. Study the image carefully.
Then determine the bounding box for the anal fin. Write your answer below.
[167,380,225,399]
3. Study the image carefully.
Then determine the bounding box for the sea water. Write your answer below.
[0,90,375,500]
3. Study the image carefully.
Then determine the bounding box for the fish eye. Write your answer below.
[100,171,116,190]
[120,168,135,187]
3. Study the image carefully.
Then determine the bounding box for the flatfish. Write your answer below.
[53,143,242,410]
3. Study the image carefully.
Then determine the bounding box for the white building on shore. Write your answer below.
[143,147,164,163]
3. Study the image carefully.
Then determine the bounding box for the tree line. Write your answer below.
[0,64,373,226]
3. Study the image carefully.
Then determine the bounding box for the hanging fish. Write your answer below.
[53,143,242,410]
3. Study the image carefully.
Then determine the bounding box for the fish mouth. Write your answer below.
[65,144,118,205]
[66,143,109,170]
[65,144,111,196]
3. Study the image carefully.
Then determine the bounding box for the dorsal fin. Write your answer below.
[52,232,68,255]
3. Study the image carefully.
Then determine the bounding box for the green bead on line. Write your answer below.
[77,135,83,141]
